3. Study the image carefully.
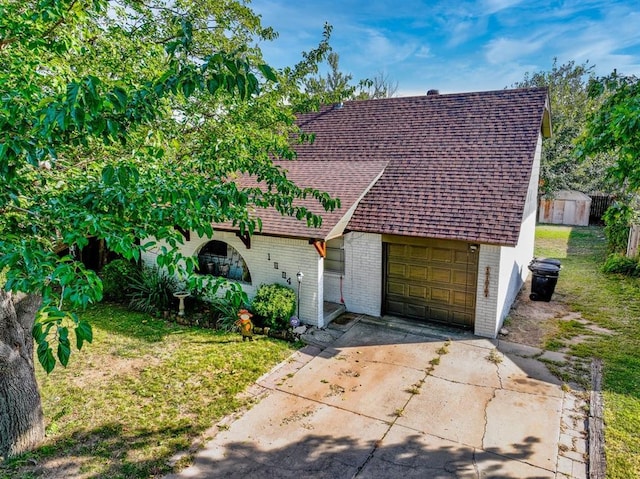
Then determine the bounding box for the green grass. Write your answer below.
[0,304,296,479]
[535,225,640,478]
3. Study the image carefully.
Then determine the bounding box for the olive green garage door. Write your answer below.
[383,236,479,328]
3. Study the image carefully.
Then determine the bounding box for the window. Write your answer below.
[197,240,251,283]
[325,237,345,274]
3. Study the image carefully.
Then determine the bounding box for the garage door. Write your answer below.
[384,236,478,328]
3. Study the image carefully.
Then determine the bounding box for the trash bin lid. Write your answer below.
[528,262,560,274]
[536,258,562,268]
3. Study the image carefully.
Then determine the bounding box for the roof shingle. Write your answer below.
[293,87,550,246]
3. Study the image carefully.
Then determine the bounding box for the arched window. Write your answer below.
[197,240,252,283]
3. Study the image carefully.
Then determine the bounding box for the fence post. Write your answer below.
[627,225,640,257]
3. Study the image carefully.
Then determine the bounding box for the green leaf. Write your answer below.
[206,77,219,94]
[259,64,278,82]
[117,166,129,187]
[32,322,45,343]
[181,79,195,98]
[57,327,71,367]
[37,340,56,374]
[102,165,115,184]
[76,320,93,348]
[141,240,156,250]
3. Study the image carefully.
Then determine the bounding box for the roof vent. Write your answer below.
[334,101,344,109]
[426,89,439,96]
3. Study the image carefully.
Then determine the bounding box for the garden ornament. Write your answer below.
[236,309,254,341]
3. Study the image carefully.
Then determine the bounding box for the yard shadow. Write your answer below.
[1,427,551,479]
[1,422,195,479]
[166,432,550,479]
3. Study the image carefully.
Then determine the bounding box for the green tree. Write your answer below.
[513,59,616,195]
[303,51,356,103]
[357,71,399,99]
[301,51,398,104]
[578,72,640,192]
[0,0,336,457]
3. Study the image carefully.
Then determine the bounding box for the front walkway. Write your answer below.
[168,317,589,478]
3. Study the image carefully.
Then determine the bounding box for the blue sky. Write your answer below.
[250,0,640,96]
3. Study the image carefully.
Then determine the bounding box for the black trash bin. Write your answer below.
[528,258,561,302]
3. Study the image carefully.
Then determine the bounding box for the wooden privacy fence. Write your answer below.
[589,194,615,225]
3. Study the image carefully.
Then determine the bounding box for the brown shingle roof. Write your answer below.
[244,159,388,239]
[294,87,550,246]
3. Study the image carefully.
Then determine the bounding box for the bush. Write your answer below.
[190,279,248,330]
[251,283,296,330]
[602,253,640,277]
[127,266,177,313]
[603,203,633,253]
[209,297,241,331]
[101,259,139,302]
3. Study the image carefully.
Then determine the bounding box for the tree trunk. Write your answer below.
[0,290,44,459]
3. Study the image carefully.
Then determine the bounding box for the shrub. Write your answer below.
[101,259,139,302]
[602,253,640,277]
[209,297,241,331]
[251,283,296,330]
[127,266,177,313]
[186,278,249,329]
[603,203,633,253]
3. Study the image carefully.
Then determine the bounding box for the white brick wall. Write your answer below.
[324,271,342,304]
[142,231,324,326]
[342,232,382,316]
[474,244,501,338]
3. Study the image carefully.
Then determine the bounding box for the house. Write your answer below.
[144,88,551,338]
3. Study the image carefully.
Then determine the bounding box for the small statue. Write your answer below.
[236,309,254,341]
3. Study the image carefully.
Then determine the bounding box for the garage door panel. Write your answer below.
[451,311,473,326]
[388,244,407,258]
[454,250,475,265]
[384,240,477,328]
[406,303,427,318]
[453,291,475,308]
[452,270,475,286]
[408,285,428,299]
[388,262,407,277]
[431,248,453,263]
[386,299,406,316]
[430,267,452,283]
[408,245,429,259]
[408,265,427,280]
[429,307,451,322]
[387,281,405,296]
[430,287,450,303]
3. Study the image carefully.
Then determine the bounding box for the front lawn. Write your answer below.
[1,304,297,478]
[534,225,640,479]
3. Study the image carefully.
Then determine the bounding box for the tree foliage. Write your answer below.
[302,51,398,104]
[513,59,616,195]
[0,0,338,373]
[360,71,399,99]
[578,72,640,193]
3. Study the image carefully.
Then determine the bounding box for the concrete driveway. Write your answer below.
[169,317,588,478]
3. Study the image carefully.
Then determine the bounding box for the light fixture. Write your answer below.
[296,271,303,318]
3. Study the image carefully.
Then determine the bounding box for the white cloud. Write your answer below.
[415,45,432,58]
[484,37,546,65]
[481,0,525,15]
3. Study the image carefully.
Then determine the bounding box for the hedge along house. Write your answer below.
[143,88,551,338]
